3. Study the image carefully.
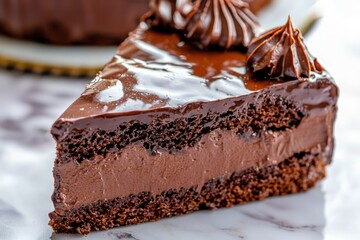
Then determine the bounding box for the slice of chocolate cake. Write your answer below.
[49,1,338,234]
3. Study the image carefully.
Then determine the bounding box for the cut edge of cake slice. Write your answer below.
[49,2,338,234]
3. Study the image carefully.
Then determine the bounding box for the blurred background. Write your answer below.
[0,0,359,239]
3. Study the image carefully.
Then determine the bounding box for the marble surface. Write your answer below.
[1,0,360,239]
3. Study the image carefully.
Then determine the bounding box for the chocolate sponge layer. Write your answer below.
[49,146,326,234]
[54,93,304,164]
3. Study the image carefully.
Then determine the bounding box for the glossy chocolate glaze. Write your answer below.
[54,23,337,132]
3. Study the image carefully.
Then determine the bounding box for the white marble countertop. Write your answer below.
[0,0,360,239]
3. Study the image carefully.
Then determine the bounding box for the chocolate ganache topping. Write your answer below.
[247,17,323,80]
[184,0,260,50]
[143,0,194,30]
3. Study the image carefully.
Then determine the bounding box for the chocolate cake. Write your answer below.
[0,0,271,45]
[49,0,338,235]
[0,0,149,45]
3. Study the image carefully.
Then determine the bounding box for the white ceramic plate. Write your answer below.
[0,0,322,77]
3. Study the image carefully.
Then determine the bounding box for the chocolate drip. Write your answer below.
[247,17,323,80]
[143,0,193,30]
[184,0,260,50]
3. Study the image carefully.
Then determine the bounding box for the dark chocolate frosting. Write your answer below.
[247,17,323,80]
[143,0,194,30]
[184,0,260,50]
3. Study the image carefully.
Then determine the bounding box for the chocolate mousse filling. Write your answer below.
[53,108,334,214]
[50,146,328,234]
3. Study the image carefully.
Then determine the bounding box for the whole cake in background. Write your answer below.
[0,0,149,45]
[48,0,338,234]
[0,0,272,45]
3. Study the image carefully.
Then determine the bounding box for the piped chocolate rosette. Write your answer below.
[183,0,260,50]
[247,17,323,80]
[143,0,194,30]
[145,0,261,50]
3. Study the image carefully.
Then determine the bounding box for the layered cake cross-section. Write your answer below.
[49,0,338,234]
